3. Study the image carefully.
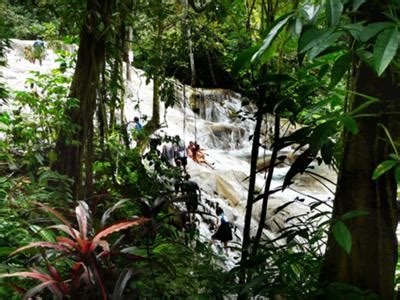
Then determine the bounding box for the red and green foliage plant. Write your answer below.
[1,201,149,299]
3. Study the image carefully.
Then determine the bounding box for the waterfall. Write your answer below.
[1,39,338,268]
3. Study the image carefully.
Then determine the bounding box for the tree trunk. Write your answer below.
[125,26,132,81]
[55,0,113,200]
[239,86,265,294]
[252,113,280,254]
[185,0,196,87]
[98,63,108,155]
[206,50,217,86]
[320,2,400,298]
[320,56,400,300]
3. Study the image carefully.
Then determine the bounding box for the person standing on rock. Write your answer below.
[211,204,232,254]
[32,37,45,65]
[174,135,188,172]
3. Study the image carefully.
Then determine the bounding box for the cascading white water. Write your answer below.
[1,40,337,268]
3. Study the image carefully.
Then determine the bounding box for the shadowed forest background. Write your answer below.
[0,0,400,299]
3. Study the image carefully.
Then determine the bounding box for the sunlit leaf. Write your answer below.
[372,159,398,180]
[251,13,294,63]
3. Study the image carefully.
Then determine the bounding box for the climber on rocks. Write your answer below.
[175,174,201,224]
[210,204,232,254]
[173,135,188,172]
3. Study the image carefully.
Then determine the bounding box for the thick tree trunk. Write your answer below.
[320,63,400,299]
[55,0,113,200]
[320,1,400,298]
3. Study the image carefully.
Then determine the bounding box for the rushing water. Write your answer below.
[1,40,337,268]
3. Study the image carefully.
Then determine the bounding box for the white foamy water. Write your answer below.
[1,39,337,268]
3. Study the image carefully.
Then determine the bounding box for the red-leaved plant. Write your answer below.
[0,201,149,299]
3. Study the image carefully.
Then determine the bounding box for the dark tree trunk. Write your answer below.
[320,2,400,298]
[55,0,113,200]
[320,21,400,300]
[252,113,280,254]
[98,62,108,155]
[239,86,265,294]
[206,50,217,86]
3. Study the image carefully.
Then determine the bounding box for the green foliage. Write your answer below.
[326,0,343,27]
[0,0,83,39]
[235,202,330,298]
[372,27,399,76]
[331,221,352,254]
[251,13,294,63]
[0,53,76,172]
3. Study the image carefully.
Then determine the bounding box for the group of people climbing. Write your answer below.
[170,136,231,253]
[175,174,232,254]
[130,117,229,253]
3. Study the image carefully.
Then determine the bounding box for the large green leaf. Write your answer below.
[308,32,342,59]
[373,27,399,76]
[329,52,352,88]
[299,28,335,54]
[326,0,343,26]
[372,159,398,180]
[251,13,294,63]
[360,22,394,42]
[332,221,352,254]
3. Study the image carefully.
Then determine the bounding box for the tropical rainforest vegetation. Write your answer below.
[0,0,400,298]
